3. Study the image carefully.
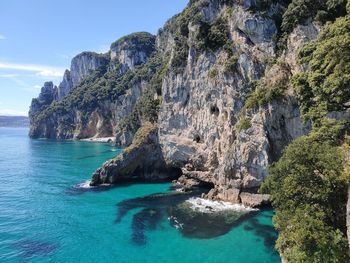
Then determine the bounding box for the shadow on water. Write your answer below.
[243,210,279,254]
[11,239,59,260]
[76,150,119,160]
[114,188,275,246]
[115,190,202,223]
[131,208,163,245]
[168,205,256,239]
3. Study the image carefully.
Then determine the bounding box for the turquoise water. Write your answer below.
[0,128,280,263]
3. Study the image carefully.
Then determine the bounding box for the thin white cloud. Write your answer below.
[0,34,6,40]
[0,62,64,78]
[0,74,19,78]
[0,109,28,116]
[32,85,41,89]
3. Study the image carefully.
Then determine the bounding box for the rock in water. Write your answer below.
[90,122,181,186]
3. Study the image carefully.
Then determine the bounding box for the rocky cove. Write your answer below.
[30,0,314,204]
[29,0,350,261]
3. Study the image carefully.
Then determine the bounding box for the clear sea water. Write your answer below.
[0,128,281,263]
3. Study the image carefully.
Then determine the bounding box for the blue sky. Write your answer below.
[0,0,188,116]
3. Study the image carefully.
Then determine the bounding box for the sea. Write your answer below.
[0,128,280,263]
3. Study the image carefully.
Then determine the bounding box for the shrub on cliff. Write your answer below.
[293,14,350,121]
[260,119,350,262]
[281,0,347,34]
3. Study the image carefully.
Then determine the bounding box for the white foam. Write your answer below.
[75,180,95,189]
[186,197,258,213]
[74,180,111,189]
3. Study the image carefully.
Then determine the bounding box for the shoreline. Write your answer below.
[79,137,115,143]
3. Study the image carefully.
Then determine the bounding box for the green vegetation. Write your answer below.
[123,121,157,154]
[293,14,350,121]
[208,68,218,79]
[32,50,169,136]
[196,17,231,52]
[244,81,286,109]
[259,10,350,261]
[260,119,350,262]
[237,117,252,131]
[281,0,347,34]
[224,53,239,74]
[170,4,200,70]
[116,52,170,134]
[244,62,291,110]
[170,1,233,71]
[110,32,156,56]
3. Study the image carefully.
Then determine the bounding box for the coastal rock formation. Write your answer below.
[110,32,156,73]
[28,0,326,206]
[29,32,157,140]
[29,82,57,118]
[70,52,109,87]
[90,122,180,186]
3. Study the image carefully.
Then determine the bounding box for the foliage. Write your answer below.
[293,15,350,121]
[170,4,200,70]
[244,82,286,109]
[208,68,218,79]
[196,17,231,52]
[224,54,239,74]
[260,119,350,262]
[237,117,252,131]
[281,0,347,34]
[170,2,232,70]
[32,50,169,134]
[124,122,157,154]
[244,63,290,110]
[110,32,156,55]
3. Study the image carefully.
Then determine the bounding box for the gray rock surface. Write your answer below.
[31,0,322,207]
[29,33,156,141]
[70,52,109,87]
[90,122,180,186]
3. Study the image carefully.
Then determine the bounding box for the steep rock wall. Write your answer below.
[29,33,156,142]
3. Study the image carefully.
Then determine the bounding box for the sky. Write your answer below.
[0,0,189,116]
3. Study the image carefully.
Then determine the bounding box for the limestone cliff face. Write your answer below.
[29,32,156,141]
[29,82,57,119]
[156,0,315,202]
[31,0,319,203]
[110,32,156,73]
[70,52,109,87]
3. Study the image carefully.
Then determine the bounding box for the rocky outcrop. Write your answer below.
[57,70,73,100]
[57,53,109,100]
[90,122,180,186]
[70,52,109,87]
[29,82,57,118]
[110,32,156,73]
[31,0,319,207]
[29,33,156,141]
[87,0,317,204]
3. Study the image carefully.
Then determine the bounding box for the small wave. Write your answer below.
[186,197,258,213]
[74,180,95,189]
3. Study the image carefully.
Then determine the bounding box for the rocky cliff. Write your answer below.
[88,0,316,203]
[29,32,157,142]
[29,0,345,203]
[29,0,350,260]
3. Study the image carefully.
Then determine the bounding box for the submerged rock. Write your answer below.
[114,188,257,244]
[168,199,250,239]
